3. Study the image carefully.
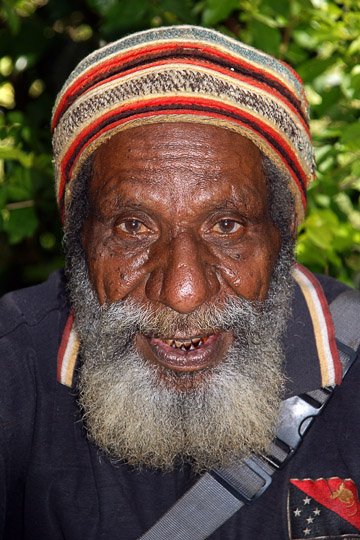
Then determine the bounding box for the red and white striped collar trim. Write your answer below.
[57,264,342,388]
[57,309,80,387]
[292,263,342,387]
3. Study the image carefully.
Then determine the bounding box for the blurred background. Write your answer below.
[0,0,359,295]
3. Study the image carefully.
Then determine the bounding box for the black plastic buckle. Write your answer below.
[268,389,334,470]
[263,437,293,470]
[210,457,273,506]
[336,338,358,376]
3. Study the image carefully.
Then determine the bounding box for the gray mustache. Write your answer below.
[94,295,262,340]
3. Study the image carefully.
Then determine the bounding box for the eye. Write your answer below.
[116,219,149,235]
[212,219,242,234]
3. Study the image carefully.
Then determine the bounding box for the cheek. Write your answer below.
[103,251,152,303]
[213,230,280,301]
[83,223,155,305]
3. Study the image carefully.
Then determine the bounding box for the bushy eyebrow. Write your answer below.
[113,195,145,210]
[94,195,146,221]
[93,173,264,223]
[211,199,245,211]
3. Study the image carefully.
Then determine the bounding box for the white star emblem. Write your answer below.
[306,516,314,524]
[313,507,321,516]
[303,496,311,505]
[294,508,302,517]
[303,527,311,536]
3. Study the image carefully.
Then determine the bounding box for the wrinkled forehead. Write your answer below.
[92,122,264,175]
[88,122,269,213]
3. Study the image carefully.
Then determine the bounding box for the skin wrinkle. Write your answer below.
[63,122,297,472]
[82,124,281,310]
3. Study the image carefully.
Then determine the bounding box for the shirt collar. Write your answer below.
[283,263,341,398]
[57,263,342,392]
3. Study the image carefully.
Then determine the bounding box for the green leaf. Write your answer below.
[100,0,148,34]
[348,36,360,56]
[293,29,318,51]
[2,1,21,35]
[263,0,290,18]
[351,159,360,178]
[0,146,34,167]
[296,239,329,267]
[296,57,334,83]
[306,225,334,249]
[161,0,196,23]
[202,0,239,26]
[248,20,281,57]
[86,0,117,16]
[285,43,309,65]
[5,184,31,202]
[2,205,38,244]
[340,123,360,151]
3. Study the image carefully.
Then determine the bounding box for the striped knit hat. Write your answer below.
[52,25,315,223]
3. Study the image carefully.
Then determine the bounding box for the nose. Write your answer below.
[145,232,220,314]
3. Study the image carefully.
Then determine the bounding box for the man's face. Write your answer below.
[71,122,293,470]
[82,123,281,378]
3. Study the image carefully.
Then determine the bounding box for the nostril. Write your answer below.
[145,235,220,313]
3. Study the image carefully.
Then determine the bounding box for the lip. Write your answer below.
[136,331,232,372]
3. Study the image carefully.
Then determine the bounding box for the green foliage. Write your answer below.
[0,0,359,293]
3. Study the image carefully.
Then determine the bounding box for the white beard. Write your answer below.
[70,251,293,472]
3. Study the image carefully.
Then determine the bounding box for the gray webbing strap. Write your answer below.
[139,289,360,540]
[140,473,243,540]
[330,289,360,374]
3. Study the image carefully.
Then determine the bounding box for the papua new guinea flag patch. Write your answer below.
[288,478,360,539]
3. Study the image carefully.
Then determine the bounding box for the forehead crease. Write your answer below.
[97,166,230,195]
[121,156,234,178]
[97,180,265,220]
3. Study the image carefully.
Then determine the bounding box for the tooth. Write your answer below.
[165,339,174,346]
[171,343,176,348]
[175,340,183,348]
[183,340,192,348]
[202,337,208,344]
[181,345,186,351]
[190,344,195,350]
[191,338,201,346]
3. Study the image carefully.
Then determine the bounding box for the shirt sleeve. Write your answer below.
[0,324,37,538]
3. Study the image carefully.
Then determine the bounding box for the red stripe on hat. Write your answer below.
[53,42,304,130]
[58,97,307,208]
[59,58,310,137]
[57,96,307,219]
[59,97,306,198]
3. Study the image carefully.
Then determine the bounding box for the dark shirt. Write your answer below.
[0,269,359,540]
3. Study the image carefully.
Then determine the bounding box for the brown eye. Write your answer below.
[212,219,241,234]
[117,219,148,234]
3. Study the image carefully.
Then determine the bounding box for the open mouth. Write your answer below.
[162,336,209,351]
[136,331,232,372]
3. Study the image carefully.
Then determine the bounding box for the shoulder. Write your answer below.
[314,273,354,305]
[0,269,70,396]
[0,271,70,471]
[0,269,68,338]
[316,274,360,349]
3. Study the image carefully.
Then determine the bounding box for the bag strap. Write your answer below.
[139,288,360,540]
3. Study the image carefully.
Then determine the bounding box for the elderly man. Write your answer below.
[1,25,360,540]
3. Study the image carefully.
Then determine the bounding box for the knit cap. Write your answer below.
[52,25,315,223]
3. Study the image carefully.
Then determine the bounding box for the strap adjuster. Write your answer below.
[210,457,272,506]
